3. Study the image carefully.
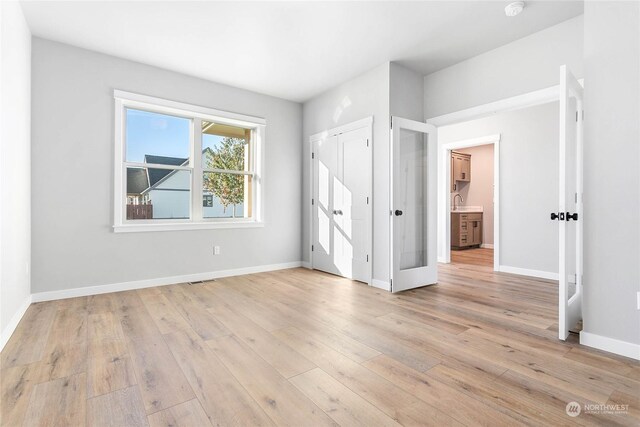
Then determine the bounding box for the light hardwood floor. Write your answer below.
[451,247,494,267]
[1,260,639,426]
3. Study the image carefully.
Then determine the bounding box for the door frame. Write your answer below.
[439,134,501,271]
[428,79,583,276]
[308,116,373,285]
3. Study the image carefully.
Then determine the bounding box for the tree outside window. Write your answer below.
[203,137,247,217]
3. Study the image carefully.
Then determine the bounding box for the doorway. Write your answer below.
[428,65,584,341]
[440,135,500,271]
[310,118,372,284]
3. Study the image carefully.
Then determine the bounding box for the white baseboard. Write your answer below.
[580,331,640,361]
[437,256,449,264]
[1,295,33,352]
[31,261,303,303]
[371,279,390,291]
[481,243,494,249]
[498,265,559,281]
[301,261,312,269]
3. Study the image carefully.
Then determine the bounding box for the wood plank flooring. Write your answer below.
[2,257,639,426]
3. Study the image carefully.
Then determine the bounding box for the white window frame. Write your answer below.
[113,90,265,233]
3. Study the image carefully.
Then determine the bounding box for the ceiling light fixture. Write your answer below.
[505,1,525,17]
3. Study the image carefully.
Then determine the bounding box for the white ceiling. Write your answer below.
[20,1,583,102]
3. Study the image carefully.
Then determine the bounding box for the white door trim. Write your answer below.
[310,116,373,143]
[439,134,501,271]
[427,80,583,127]
[309,117,373,285]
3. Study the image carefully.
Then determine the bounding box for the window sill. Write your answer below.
[113,221,265,233]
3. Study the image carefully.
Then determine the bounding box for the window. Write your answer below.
[114,90,265,232]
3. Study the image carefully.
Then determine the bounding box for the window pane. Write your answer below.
[202,172,251,218]
[126,167,191,220]
[126,109,191,163]
[202,121,251,172]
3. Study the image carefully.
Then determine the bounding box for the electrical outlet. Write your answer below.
[214,246,220,255]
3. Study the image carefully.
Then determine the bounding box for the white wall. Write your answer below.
[390,62,424,122]
[439,102,559,275]
[302,63,391,283]
[454,144,494,245]
[0,1,32,348]
[31,38,302,293]
[581,1,640,349]
[424,15,583,119]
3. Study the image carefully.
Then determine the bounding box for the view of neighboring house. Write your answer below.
[126,150,246,220]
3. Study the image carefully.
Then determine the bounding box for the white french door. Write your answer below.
[312,121,372,283]
[390,117,438,292]
[557,65,584,340]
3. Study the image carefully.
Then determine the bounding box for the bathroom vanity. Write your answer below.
[451,208,483,249]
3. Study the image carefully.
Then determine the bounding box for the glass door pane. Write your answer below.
[391,117,438,293]
[396,128,428,271]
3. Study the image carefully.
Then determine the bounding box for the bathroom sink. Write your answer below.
[451,206,483,213]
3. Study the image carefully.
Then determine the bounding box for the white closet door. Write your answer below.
[339,127,370,283]
[312,135,339,277]
[312,122,371,283]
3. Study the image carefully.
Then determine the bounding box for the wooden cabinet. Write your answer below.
[451,212,482,249]
[451,151,471,191]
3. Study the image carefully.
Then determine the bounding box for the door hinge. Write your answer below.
[575,193,577,203]
[311,152,315,159]
[390,117,393,129]
[576,111,578,122]
[390,279,393,287]
[312,198,314,205]
[311,245,314,252]
[366,196,369,205]
[366,138,369,147]
[366,254,369,262]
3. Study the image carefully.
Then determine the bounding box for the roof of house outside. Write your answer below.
[126,168,149,194]
[126,149,215,195]
[145,155,188,189]
[126,155,187,195]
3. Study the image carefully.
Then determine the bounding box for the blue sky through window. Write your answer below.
[125,109,190,162]
[126,109,226,164]
[203,134,224,152]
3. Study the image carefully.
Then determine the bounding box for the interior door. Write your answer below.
[339,127,370,283]
[312,135,339,277]
[557,65,583,340]
[312,124,371,283]
[390,117,438,292]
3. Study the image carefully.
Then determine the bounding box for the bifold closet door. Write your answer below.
[337,127,369,283]
[312,126,370,283]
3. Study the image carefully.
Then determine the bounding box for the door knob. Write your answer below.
[566,212,578,221]
[333,209,343,215]
[550,212,559,220]
[550,212,565,221]
[395,210,403,216]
